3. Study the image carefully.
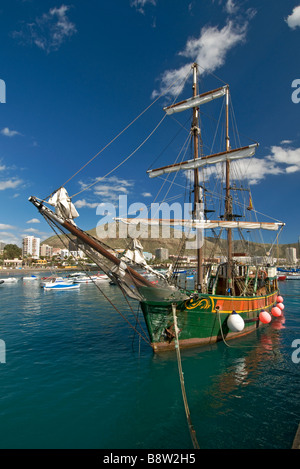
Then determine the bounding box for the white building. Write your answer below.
[22,236,40,259]
[286,247,297,265]
[40,244,53,258]
[60,249,70,259]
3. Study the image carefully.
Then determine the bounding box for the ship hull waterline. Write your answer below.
[141,291,279,352]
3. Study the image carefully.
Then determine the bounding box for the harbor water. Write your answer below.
[0,273,299,449]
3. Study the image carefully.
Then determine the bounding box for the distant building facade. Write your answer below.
[286,247,297,265]
[40,244,53,258]
[155,248,169,261]
[22,236,40,259]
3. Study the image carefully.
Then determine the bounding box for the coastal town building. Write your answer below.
[40,244,53,258]
[3,258,22,268]
[286,247,297,265]
[22,236,40,259]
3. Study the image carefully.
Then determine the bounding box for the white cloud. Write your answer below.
[152,19,248,98]
[13,4,77,53]
[26,218,40,224]
[0,179,23,190]
[203,144,300,185]
[0,232,20,245]
[23,228,41,234]
[142,192,152,197]
[1,127,22,137]
[0,224,16,230]
[74,199,100,209]
[285,5,300,29]
[75,176,134,206]
[225,0,238,15]
[130,0,156,14]
[270,145,300,171]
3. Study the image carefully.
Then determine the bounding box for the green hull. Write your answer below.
[140,290,279,352]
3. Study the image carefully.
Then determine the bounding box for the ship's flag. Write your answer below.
[247,194,253,211]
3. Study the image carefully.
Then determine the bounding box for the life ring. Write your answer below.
[258,270,267,280]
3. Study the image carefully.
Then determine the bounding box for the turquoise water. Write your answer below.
[0,274,299,449]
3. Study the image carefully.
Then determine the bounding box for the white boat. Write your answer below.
[23,275,38,280]
[43,278,80,290]
[0,277,18,283]
[94,274,109,282]
[71,273,108,283]
[40,276,74,287]
[285,274,300,280]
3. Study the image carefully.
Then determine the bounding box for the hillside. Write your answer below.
[42,223,299,259]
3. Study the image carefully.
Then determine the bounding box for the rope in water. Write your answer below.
[172,304,200,450]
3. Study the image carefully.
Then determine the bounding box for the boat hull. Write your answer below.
[141,291,278,352]
[43,283,80,290]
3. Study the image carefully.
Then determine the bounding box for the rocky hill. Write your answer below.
[42,222,299,259]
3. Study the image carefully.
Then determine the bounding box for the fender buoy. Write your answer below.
[271,306,282,317]
[227,311,245,332]
[259,310,272,324]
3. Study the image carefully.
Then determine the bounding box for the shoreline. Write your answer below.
[0,267,88,276]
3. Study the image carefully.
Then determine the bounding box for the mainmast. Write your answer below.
[191,63,203,292]
[224,85,233,294]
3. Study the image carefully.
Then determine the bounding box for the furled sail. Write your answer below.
[163,86,227,115]
[147,144,258,179]
[116,218,285,231]
[48,187,79,224]
[119,238,170,280]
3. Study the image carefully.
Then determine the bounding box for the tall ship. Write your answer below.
[29,63,285,352]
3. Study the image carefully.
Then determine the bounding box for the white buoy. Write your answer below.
[227,311,245,332]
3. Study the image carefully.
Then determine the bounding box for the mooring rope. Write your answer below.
[172,304,200,450]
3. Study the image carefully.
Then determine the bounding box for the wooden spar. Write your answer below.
[191,63,203,292]
[147,144,258,177]
[28,196,154,288]
[225,85,233,294]
[163,85,226,113]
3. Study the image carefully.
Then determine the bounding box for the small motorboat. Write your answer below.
[277,275,286,281]
[23,275,38,280]
[285,274,300,280]
[0,277,18,283]
[0,280,4,286]
[94,274,109,282]
[41,276,74,287]
[43,278,80,290]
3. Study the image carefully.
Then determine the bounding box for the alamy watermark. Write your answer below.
[95,195,204,251]
[0,79,6,103]
[291,79,300,103]
[292,339,300,364]
[0,339,6,364]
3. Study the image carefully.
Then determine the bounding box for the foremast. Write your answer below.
[224,85,233,294]
[191,63,204,292]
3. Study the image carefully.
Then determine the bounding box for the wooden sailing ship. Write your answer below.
[29,63,285,352]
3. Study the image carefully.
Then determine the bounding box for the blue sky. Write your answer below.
[0,0,300,248]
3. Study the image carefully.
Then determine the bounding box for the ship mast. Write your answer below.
[191,63,203,292]
[224,85,233,294]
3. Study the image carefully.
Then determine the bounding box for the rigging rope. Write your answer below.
[172,304,200,450]
[42,213,152,347]
[44,66,193,202]
[71,112,168,198]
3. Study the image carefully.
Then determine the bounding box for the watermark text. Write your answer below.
[0,79,6,103]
